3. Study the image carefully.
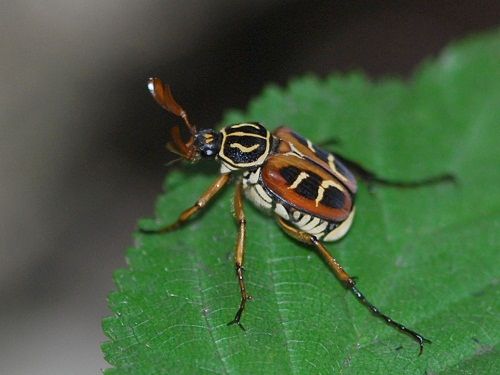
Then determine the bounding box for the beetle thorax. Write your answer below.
[217,122,273,171]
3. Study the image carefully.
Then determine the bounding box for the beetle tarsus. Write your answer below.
[369,172,457,189]
[350,285,431,355]
[335,153,457,189]
[228,307,246,331]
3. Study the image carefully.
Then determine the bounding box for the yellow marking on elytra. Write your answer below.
[315,179,344,207]
[328,154,348,183]
[327,154,336,172]
[230,123,261,129]
[230,142,260,153]
[288,172,309,190]
[306,139,316,153]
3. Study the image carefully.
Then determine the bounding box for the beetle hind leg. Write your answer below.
[276,216,431,355]
[337,155,455,190]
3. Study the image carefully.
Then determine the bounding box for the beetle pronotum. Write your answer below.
[141,78,454,355]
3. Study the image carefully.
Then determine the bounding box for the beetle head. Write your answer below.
[194,129,222,158]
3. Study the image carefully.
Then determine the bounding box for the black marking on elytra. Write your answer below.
[290,130,337,168]
[334,158,349,175]
[280,166,325,202]
[280,166,301,185]
[291,130,309,147]
[296,170,324,202]
[312,144,331,163]
[295,177,319,200]
[334,157,355,181]
[290,129,356,185]
[321,186,345,209]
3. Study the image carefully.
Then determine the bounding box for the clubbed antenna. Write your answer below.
[147,77,198,161]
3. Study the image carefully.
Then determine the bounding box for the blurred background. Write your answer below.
[0,1,498,373]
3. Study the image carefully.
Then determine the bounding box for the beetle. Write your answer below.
[142,77,454,355]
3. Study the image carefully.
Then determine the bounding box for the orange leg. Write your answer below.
[276,216,431,355]
[140,173,231,233]
[227,181,252,330]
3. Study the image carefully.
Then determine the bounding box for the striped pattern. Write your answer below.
[280,165,346,209]
[242,169,356,242]
[272,127,357,194]
[242,168,289,220]
[237,124,357,242]
[261,154,353,222]
[242,168,356,241]
[218,123,272,168]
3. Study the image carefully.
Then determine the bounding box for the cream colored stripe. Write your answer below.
[327,153,348,183]
[297,214,312,227]
[288,171,309,190]
[230,123,261,129]
[230,142,260,152]
[306,139,316,152]
[327,154,336,173]
[301,217,320,231]
[315,179,344,207]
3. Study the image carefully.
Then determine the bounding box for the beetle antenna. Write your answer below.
[147,77,196,136]
[164,156,183,167]
[148,77,198,161]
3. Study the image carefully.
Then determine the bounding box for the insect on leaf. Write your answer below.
[102,29,500,374]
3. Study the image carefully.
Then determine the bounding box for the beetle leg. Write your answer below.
[140,173,231,233]
[317,136,341,148]
[276,216,431,355]
[228,181,252,330]
[336,154,455,189]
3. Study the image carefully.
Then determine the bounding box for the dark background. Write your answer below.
[0,1,498,373]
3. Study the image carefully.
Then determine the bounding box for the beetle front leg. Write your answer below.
[227,181,252,330]
[276,216,431,355]
[140,173,231,234]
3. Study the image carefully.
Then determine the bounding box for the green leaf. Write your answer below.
[102,30,500,374]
